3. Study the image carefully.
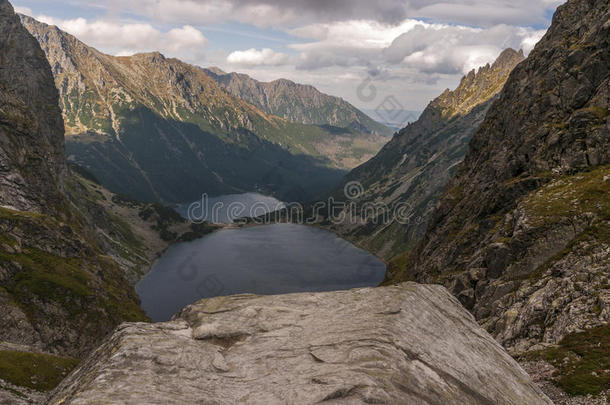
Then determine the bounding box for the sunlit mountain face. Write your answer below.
[13,0,559,117]
[5,0,609,404]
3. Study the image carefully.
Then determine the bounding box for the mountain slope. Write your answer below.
[0,3,214,400]
[394,0,609,361]
[19,17,389,203]
[0,5,66,213]
[320,49,524,259]
[0,0,149,361]
[202,67,392,136]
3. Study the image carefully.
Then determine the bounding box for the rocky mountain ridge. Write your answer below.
[20,16,388,203]
[391,0,608,377]
[0,4,66,214]
[0,3,217,401]
[319,48,525,259]
[202,67,392,136]
[0,0,145,365]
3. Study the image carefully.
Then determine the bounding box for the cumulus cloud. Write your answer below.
[226,48,290,66]
[287,19,545,73]
[34,15,208,62]
[385,24,545,74]
[289,20,424,70]
[111,0,563,28]
[13,6,33,15]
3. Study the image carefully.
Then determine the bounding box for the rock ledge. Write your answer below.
[50,283,551,404]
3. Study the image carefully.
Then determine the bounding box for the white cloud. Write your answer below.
[34,15,208,63]
[290,20,424,49]
[385,23,545,74]
[288,20,425,70]
[520,29,546,53]
[102,0,564,28]
[286,19,545,74]
[227,48,289,66]
[13,6,32,15]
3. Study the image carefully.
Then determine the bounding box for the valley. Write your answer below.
[20,16,391,203]
[0,0,608,403]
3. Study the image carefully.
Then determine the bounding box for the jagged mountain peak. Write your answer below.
[319,48,524,259]
[204,65,227,75]
[432,48,525,119]
[494,48,524,68]
[126,51,167,62]
[401,0,609,355]
[202,66,392,136]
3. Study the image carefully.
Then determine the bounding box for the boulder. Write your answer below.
[49,283,551,404]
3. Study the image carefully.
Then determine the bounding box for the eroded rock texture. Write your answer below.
[0,0,66,212]
[49,284,551,404]
[319,49,524,259]
[400,0,609,354]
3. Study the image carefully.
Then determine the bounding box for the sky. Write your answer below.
[13,0,564,124]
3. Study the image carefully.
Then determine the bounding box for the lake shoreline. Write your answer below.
[136,222,387,322]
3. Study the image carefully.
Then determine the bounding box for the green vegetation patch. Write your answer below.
[384,249,412,284]
[586,106,609,121]
[4,249,93,316]
[1,205,147,327]
[522,324,610,396]
[515,165,610,281]
[524,165,610,227]
[0,350,79,392]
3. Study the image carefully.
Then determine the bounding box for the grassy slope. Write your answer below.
[0,350,79,392]
[0,207,148,334]
[521,324,610,396]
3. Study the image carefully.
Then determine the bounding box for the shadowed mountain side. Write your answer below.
[66,106,346,203]
[20,16,378,203]
[313,48,525,259]
[397,0,609,370]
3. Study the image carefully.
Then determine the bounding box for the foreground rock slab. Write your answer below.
[49,283,551,404]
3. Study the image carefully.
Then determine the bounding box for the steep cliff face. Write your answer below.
[48,284,551,404]
[0,4,163,400]
[321,49,524,259]
[0,1,66,213]
[0,9,216,399]
[396,0,609,357]
[202,68,392,136]
[19,17,389,203]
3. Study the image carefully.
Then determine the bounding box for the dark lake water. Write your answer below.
[175,192,285,224]
[137,193,386,321]
[136,223,386,321]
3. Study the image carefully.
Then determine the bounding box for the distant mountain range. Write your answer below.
[202,67,393,137]
[20,16,391,203]
[360,109,421,131]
